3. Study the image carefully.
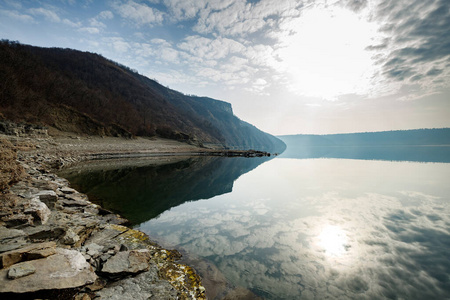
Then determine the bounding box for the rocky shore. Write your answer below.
[0,129,207,299]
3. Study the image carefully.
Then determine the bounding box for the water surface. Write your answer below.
[62,153,450,299]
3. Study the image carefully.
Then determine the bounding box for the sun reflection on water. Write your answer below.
[317,225,349,256]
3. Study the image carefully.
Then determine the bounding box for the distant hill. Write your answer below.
[279,129,450,147]
[278,129,450,162]
[0,40,285,153]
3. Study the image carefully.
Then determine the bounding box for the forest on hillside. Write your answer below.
[0,40,285,153]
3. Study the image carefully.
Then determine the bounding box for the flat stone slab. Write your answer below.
[59,187,77,194]
[85,224,128,246]
[101,249,151,275]
[95,267,177,300]
[0,241,56,268]
[59,199,89,207]
[0,227,26,241]
[0,248,97,293]
[0,241,28,254]
[0,227,27,254]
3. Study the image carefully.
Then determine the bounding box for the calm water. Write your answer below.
[62,149,450,299]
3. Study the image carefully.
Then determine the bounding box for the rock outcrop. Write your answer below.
[0,248,97,293]
[0,134,206,299]
[0,121,48,138]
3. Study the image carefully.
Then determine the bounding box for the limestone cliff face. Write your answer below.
[0,40,285,153]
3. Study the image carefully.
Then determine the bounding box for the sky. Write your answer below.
[1,0,449,135]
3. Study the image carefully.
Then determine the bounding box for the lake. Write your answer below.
[61,148,450,299]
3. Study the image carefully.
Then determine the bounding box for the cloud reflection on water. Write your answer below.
[138,159,450,299]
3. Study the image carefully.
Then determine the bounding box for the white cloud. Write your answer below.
[82,10,113,34]
[78,27,100,34]
[159,47,179,63]
[133,42,155,57]
[89,18,106,28]
[113,0,164,26]
[192,0,301,36]
[0,9,34,23]
[246,78,270,95]
[25,6,81,28]
[150,38,172,47]
[162,0,206,21]
[365,0,450,99]
[98,10,114,20]
[177,35,246,60]
[103,37,131,53]
[63,18,81,27]
[28,7,61,23]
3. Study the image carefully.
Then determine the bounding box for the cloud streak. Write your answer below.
[0,9,34,23]
[367,0,450,95]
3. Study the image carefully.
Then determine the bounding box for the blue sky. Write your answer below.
[1,0,449,135]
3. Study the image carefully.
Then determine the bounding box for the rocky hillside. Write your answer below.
[0,138,24,191]
[0,40,285,153]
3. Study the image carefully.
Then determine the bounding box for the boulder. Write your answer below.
[62,228,80,245]
[101,249,151,275]
[24,197,51,224]
[36,190,58,208]
[0,248,97,293]
[85,243,104,258]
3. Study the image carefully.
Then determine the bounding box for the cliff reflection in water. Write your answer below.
[61,151,450,299]
[60,156,271,225]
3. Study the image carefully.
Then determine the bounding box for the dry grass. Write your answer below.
[0,138,25,191]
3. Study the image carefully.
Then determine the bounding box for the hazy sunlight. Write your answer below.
[317,225,349,256]
[276,5,378,100]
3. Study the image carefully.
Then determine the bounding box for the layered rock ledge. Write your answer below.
[0,130,206,299]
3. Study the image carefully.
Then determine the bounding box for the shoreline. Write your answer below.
[0,132,212,299]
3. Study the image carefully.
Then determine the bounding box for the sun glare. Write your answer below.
[276,5,378,100]
[317,225,349,256]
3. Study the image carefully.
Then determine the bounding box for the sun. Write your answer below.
[275,4,379,100]
[317,225,349,256]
